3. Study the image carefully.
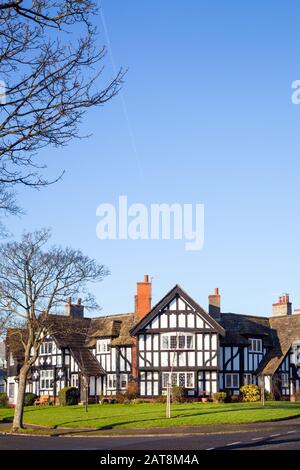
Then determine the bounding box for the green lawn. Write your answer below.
[1,402,300,430]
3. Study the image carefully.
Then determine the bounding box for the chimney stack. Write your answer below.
[208,288,221,319]
[65,297,84,319]
[272,294,292,317]
[135,275,152,319]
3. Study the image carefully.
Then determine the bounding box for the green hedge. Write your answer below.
[58,387,79,406]
[0,392,8,407]
[24,393,37,406]
[212,392,227,403]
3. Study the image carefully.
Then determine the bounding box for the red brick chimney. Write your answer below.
[208,288,221,318]
[65,297,84,319]
[272,294,292,317]
[134,275,152,319]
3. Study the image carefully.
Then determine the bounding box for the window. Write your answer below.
[40,341,53,355]
[40,369,54,389]
[249,338,262,353]
[8,383,14,399]
[120,374,128,390]
[225,373,239,388]
[162,372,194,389]
[243,373,254,385]
[97,339,110,354]
[107,374,117,389]
[161,334,194,350]
[71,374,78,388]
[281,373,289,388]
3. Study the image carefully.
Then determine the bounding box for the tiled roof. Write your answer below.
[257,314,300,375]
[215,313,274,348]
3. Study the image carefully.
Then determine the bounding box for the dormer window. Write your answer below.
[40,341,53,355]
[249,338,262,353]
[96,339,110,354]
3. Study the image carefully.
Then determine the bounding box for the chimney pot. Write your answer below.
[144,274,149,283]
[272,293,292,316]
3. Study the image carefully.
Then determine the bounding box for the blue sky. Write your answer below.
[6,0,300,317]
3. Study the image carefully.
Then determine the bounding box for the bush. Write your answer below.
[125,380,139,400]
[0,392,8,407]
[212,392,227,403]
[264,390,273,401]
[24,393,37,406]
[240,384,260,402]
[230,395,240,403]
[154,395,167,403]
[115,393,126,404]
[58,387,79,406]
[172,386,185,403]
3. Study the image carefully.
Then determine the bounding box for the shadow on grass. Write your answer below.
[54,404,292,430]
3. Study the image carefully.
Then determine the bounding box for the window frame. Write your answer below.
[161,333,194,351]
[40,369,54,390]
[249,338,263,353]
[107,373,117,390]
[162,371,195,389]
[96,339,110,354]
[225,373,239,388]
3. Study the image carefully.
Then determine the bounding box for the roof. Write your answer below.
[257,314,300,375]
[131,284,225,336]
[87,313,137,347]
[215,313,274,347]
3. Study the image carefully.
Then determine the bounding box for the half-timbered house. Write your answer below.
[5,276,300,403]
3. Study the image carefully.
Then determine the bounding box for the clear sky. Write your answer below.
[6,0,300,317]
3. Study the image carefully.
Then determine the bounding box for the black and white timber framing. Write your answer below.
[5,283,300,403]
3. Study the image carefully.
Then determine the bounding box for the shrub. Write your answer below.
[172,386,185,403]
[0,392,8,407]
[132,398,146,404]
[99,397,109,404]
[58,387,79,406]
[24,393,37,406]
[154,395,167,404]
[125,380,139,400]
[115,393,126,404]
[230,395,240,403]
[264,390,273,401]
[240,384,260,402]
[212,392,227,403]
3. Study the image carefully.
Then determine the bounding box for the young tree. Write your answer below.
[0,1,123,215]
[0,228,109,431]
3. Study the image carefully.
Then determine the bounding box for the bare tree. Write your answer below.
[0,1,123,214]
[0,228,109,431]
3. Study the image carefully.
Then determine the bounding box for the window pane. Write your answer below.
[186,336,193,348]
[178,336,185,349]
[170,336,177,349]
[225,375,231,387]
[187,373,193,387]
[171,373,177,386]
[233,374,239,387]
[179,373,185,387]
[162,336,169,349]
[163,373,169,388]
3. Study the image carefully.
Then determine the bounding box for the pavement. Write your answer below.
[1,417,300,450]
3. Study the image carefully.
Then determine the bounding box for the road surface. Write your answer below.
[1,427,300,450]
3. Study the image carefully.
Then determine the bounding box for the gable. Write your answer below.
[131,284,225,336]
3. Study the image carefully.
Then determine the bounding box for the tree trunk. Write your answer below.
[12,363,30,431]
